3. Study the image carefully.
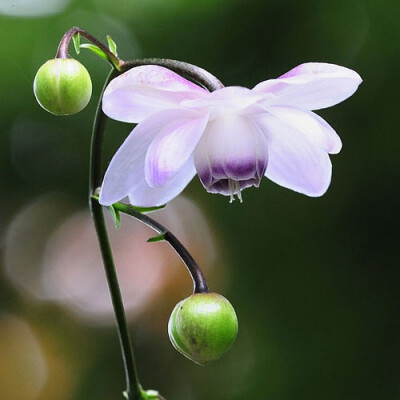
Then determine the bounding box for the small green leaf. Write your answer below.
[107,205,121,229]
[107,35,118,56]
[147,232,166,243]
[122,391,129,400]
[141,389,162,400]
[129,204,165,214]
[80,43,109,61]
[72,33,80,55]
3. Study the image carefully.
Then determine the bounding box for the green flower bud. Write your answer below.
[33,58,92,115]
[168,292,238,366]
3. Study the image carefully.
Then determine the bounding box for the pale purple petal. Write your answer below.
[253,63,362,110]
[255,114,332,196]
[145,113,209,187]
[103,66,207,124]
[99,109,196,206]
[181,86,264,119]
[128,156,196,207]
[266,106,342,154]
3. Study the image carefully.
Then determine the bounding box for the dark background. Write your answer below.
[0,1,398,400]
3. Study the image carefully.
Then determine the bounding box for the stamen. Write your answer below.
[235,180,243,203]
[228,179,235,203]
[228,179,243,203]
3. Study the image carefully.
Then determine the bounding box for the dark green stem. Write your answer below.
[60,25,225,400]
[86,55,221,400]
[89,69,141,400]
[56,27,224,92]
[121,58,224,91]
[95,198,209,294]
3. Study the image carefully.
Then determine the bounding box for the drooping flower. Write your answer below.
[99,63,362,207]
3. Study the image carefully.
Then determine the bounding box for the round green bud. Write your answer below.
[168,292,238,366]
[33,58,92,115]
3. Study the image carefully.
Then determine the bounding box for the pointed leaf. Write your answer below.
[147,232,166,243]
[141,389,162,399]
[72,33,80,55]
[80,43,109,61]
[129,204,166,214]
[122,391,129,400]
[106,205,121,229]
[107,35,118,56]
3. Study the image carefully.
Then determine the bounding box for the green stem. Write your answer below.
[63,26,225,400]
[86,58,221,399]
[89,69,141,400]
[56,27,224,92]
[94,197,209,294]
[121,58,224,91]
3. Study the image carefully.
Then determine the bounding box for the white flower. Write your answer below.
[99,63,362,206]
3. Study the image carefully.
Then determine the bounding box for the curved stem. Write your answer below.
[100,199,209,294]
[89,69,141,400]
[55,27,224,92]
[56,26,123,70]
[121,58,224,91]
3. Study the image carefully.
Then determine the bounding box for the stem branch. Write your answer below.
[99,199,209,294]
[121,58,224,91]
[56,26,123,70]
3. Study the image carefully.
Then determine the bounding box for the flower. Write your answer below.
[99,63,362,206]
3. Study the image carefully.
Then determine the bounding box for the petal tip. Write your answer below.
[98,189,114,206]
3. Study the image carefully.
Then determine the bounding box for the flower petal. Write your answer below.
[253,63,362,110]
[181,86,264,119]
[99,109,196,206]
[103,65,207,123]
[255,114,332,196]
[145,113,209,187]
[266,106,342,154]
[128,156,196,207]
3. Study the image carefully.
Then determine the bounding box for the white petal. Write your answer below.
[145,113,209,187]
[128,156,196,207]
[103,65,207,123]
[256,114,332,196]
[266,106,342,154]
[253,62,362,110]
[181,86,264,119]
[99,109,195,206]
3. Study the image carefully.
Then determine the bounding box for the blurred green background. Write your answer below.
[0,0,398,399]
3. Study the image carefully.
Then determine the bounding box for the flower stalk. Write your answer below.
[59,26,221,400]
[93,196,209,294]
[55,27,225,90]
[88,69,142,400]
[56,26,123,70]
[121,58,224,91]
